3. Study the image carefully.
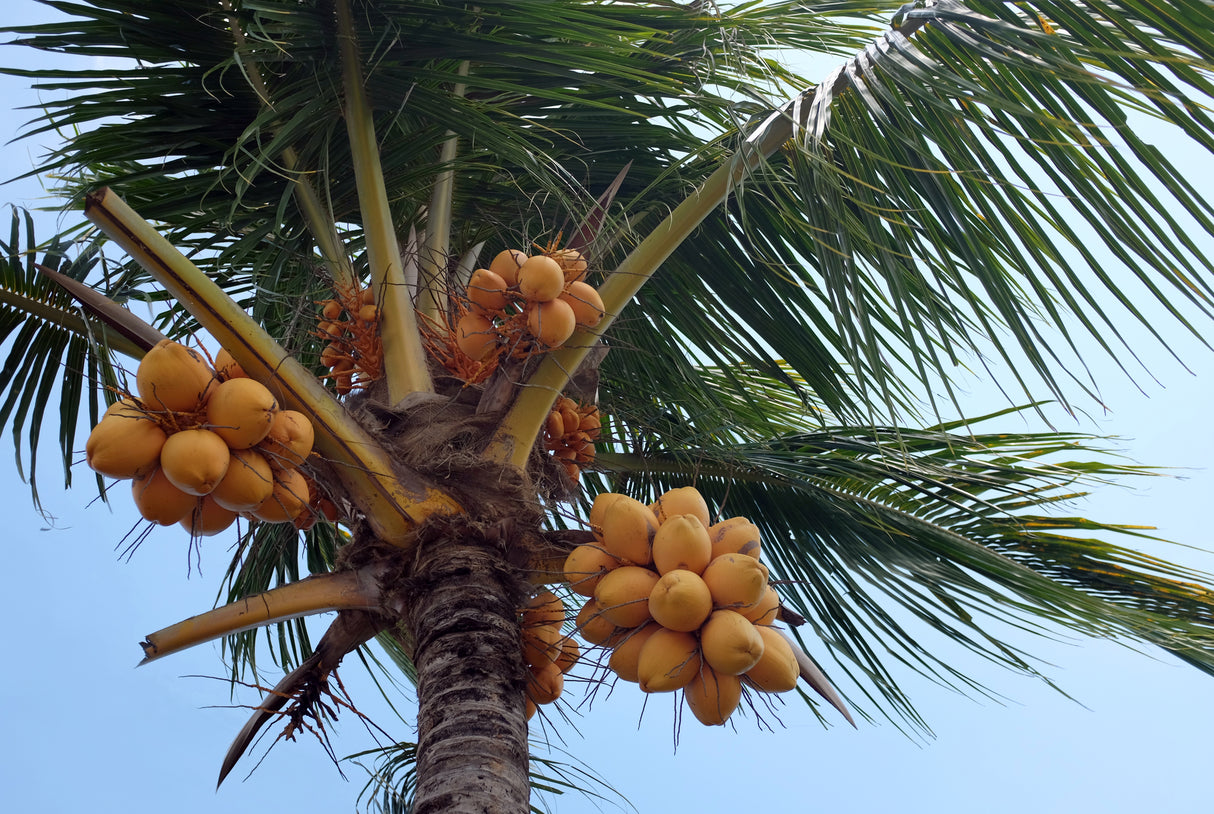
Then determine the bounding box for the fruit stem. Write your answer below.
[334,0,434,401]
[483,86,816,468]
[138,570,383,664]
[83,188,462,540]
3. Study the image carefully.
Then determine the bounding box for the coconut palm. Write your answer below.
[4,0,1214,810]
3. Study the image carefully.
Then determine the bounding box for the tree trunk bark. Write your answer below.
[407,520,531,814]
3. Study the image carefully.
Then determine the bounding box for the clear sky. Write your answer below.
[4,2,1214,812]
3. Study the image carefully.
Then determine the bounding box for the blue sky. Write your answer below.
[4,2,1214,812]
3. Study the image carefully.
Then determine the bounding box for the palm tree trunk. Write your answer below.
[407,521,531,813]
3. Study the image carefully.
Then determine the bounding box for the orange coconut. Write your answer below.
[594,565,660,628]
[550,248,588,283]
[517,254,565,302]
[740,584,781,626]
[252,467,309,523]
[206,377,278,449]
[636,628,702,693]
[563,543,621,597]
[136,339,216,412]
[651,514,713,575]
[258,410,314,470]
[159,428,231,496]
[554,637,581,674]
[526,298,577,347]
[456,311,498,361]
[179,495,238,537]
[701,553,769,611]
[466,267,511,314]
[648,569,713,633]
[588,492,628,537]
[210,448,275,512]
[744,626,800,692]
[700,609,765,675]
[559,280,605,328]
[85,401,167,480]
[709,516,762,560]
[575,598,624,646]
[599,496,659,565]
[523,589,566,630]
[684,667,743,726]
[132,466,197,526]
[652,485,711,528]
[522,622,564,667]
[526,658,564,705]
[214,347,248,380]
[607,622,660,683]
[488,248,528,286]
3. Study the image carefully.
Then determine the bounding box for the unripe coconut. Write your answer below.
[709,516,762,560]
[651,514,713,575]
[527,298,577,348]
[455,311,498,361]
[608,622,660,683]
[85,401,167,480]
[554,637,581,674]
[180,495,238,537]
[599,496,659,565]
[653,486,711,528]
[700,609,765,675]
[526,658,564,705]
[259,410,314,469]
[563,543,621,597]
[206,377,279,449]
[517,255,565,302]
[159,428,231,496]
[648,569,713,632]
[550,248,588,283]
[588,492,628,538]
[214,347,248,380]
[740,584,781,626]
[132,466,197,525]
[252,467,309,523]
[209,448,275,511]
[636,628,702,693]
[702,553,769,611]
[136,339,216,412]
[488,248,528,286]
[559,281,605,327]
[684,667,743,726]
[575,598,624,646]
[594,565,660,628]
[744,626,799,692]
[466,267,510,314]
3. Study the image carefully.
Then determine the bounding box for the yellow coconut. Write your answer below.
[599,496,659,565]
[210,448,275,512]
[575,598,624,647]
[648,569,713,633]
[588,492,628,538]
[559,281,605,327]
[526,658,564,705]
[179,495,238,537]
[651,514,713,576]
[132,466,197,526]
[554,637,581,674]
[636,628,702,693]
[700,609,765,675]
[594,565,660,628]
[709,516,762,560]
[252,467,309,523]
[652,486,711,528]
[455,311,498,361]
[550,248,588,283]
[701,553,770,611]
[744,626,800,692]
[563,543,621,597]
[684,667,743,726]
[526,298,577,347]
[608,622,660,683]
[214,347,248,380]
[85,401,167,480]
[206,377,279,449]
[136,339,216,412]
[258,410,314,470]
[488,248,528,286]
[517,255,565,302]
[467,267,511,314]
[159,428,231,496]
[740,584,781,626]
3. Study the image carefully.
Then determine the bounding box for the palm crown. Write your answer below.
[4,0,1214,810]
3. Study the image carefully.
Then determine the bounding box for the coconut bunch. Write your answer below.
[316,287,383,395]
[455,247,606,362]
[545,396,601,482]
[85,339,327,537]
[519,589,581,720]
[564,487,801,726]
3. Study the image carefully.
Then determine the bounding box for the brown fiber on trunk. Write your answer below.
[406,516,532,814]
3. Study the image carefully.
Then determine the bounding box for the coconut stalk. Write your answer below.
[333,0,433,401]
[0,276,148,361]
[483,85,819,469]
[83,188,461,541]
[222,0,359,296]
[139,570,383,664]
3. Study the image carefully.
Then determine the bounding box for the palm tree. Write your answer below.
[5,0,1214,810]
